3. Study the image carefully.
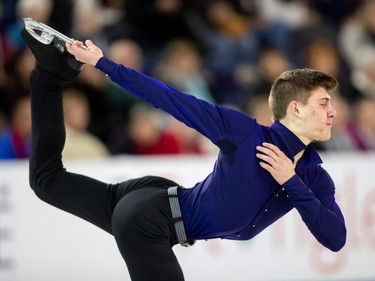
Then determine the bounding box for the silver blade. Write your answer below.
[23,17,73,45]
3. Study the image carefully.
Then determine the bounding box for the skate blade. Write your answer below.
[23,17,73,45]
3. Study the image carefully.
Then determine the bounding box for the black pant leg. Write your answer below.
[28,67,113,233]
[112,187,184,281]
[29,67,185,280]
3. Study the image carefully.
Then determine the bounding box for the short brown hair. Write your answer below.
[269,68,338,121]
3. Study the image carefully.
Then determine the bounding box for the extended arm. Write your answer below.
[67,40,256,151]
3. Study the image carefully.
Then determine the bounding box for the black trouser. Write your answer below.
[28,67,185,281]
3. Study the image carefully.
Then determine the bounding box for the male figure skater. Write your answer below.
[22,28,346,281]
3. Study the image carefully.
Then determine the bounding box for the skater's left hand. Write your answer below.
[256,142,296,185]
[66,40,103,66]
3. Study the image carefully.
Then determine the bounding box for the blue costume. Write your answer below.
[96,57,346,251]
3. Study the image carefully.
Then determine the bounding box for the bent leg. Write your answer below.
[112,187,184,281]
[29,67,112,233]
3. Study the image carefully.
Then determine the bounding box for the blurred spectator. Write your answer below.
[109,104,181,155]
[254,0,310,29]
[11,47,35,94]
[71,0,110,53]
[109,0,195,69]
[167,118,217,154]
[110,39,144,71]
[1,48,35,122]
[2,0,52,63]
[0,96,31,160]
[339,0,375,98]
[245,94,272,127]
[321,95,369,151]
[153,38,215,103]
[62,88,109,159]
[352,95,375,150]
[71,55,114,145]
[236,46,291,111]
[103,38,148,154]
[106,38,145,114]
[303,40,359,102]
[186,0,258,104]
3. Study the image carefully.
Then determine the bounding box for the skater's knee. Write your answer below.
[28,163,64,199]
[29,170,48,198]
[29,165,39,192]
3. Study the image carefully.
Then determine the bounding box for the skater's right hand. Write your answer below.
[66,40,103,66]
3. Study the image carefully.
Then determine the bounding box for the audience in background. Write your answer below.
[0,0,374,160]
[245,94,272,127]
[70,51,114,146]
[111,104,181,155]
[71,0,110,55]
[106,38,146,116]
[153,38,215,103]
[236,46,291,113]
[0,96,31,159]
[339,0,375,99]
[62,88,110,159]
[353,96,375,150]
[2,0,52,64]
[104,38,148,154]
[303,40,359,103]
[321,95,368,152]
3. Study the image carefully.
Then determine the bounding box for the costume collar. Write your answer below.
[270,121,322,166]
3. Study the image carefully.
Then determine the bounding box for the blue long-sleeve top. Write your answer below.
[96,57,346,252]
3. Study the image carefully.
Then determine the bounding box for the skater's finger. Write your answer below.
[85,40,94,48]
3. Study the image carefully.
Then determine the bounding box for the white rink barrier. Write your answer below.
[0,152,374,281]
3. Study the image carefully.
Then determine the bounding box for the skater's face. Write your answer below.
[291,87,337,143]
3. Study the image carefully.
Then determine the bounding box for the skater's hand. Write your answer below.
[256,142,296,185]
[66,40,103,66]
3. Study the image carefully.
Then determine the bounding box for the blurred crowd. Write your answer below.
[1,0,375,160]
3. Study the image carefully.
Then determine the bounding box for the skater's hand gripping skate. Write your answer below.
[66,40,103,67]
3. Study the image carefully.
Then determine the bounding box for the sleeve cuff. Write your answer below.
[95,57,118,76]
[282,174,305,195]
[282,174,301,188]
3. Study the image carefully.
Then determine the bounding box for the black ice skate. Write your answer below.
[21,18,83,81]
